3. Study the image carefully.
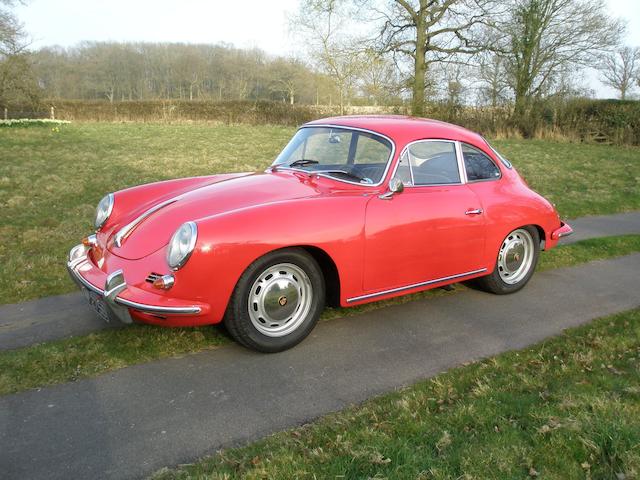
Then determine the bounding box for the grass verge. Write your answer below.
[1,122,639,304]
[0,234,639,397]
[153,307,640,480]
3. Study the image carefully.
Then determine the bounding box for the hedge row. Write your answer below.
[44,100,319,126]
[12,98,640,145]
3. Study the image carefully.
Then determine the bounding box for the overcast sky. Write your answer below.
[14,0,640,99]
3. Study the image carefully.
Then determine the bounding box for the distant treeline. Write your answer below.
[31,42,351,105]
[13,98,638,146]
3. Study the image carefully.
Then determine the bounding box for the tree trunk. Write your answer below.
[412,23,427,116]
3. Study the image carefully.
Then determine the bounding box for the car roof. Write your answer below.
[304,115,486,147]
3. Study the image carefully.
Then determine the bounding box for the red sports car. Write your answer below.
[67,116,572,352]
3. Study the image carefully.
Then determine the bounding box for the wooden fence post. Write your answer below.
[3,107,7,120]
[50,106,55,120]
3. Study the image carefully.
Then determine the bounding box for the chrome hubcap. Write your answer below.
[248,263,313,337]
[497,228,535,285]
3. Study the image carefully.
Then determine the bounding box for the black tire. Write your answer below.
[474,225,540,295]
[224,248,325,353]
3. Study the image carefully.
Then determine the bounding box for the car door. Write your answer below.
[363,139,486,293]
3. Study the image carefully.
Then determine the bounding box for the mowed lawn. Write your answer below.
[1,122,639,304]
[155,308,640,480]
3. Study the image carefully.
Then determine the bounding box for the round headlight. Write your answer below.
[167,221,197,270]
[94,193,114,230]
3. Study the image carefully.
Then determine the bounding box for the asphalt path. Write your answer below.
[1,253,639,480]
[1,211,639,352]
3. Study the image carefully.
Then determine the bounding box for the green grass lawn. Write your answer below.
[0,122,639,304]
[1,234,639,397]
[153,307,640,480]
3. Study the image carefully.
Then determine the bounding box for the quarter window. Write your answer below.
[398,141,460,186]
[462,144,501,181]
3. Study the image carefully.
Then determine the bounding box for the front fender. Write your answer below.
[180,195,370,319]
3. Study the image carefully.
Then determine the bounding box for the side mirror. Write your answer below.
[379,178,404,200]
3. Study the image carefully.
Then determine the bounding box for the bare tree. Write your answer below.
[292,0,365,113]
[599,46,640,100]
[477,52,510,108]
[496,0,623,116]
[359,48,402,105]
[375,0,497,116]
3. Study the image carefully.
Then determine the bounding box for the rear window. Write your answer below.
[483,139,513,169]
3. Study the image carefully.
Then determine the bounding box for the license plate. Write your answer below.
[82,288,112,323]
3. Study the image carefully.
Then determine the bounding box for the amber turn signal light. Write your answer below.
[82,234,98,247]
[153,274,175,290]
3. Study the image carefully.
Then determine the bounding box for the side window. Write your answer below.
[462,143,501,181]
[395,152,412,186]
[407,141,460,186]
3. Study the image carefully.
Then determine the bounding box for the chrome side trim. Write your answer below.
[346,268,488,303]
[271,124,397,188]
[114,198,177,247]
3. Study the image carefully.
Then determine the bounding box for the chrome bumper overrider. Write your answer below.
[67,244,201,324]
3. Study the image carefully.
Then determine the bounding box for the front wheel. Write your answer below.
[224,248,325,352]
[474,226,540,295]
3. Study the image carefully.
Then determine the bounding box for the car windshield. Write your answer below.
[272,126,393,185]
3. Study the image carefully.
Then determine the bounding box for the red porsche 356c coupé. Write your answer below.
[67,116,572,352]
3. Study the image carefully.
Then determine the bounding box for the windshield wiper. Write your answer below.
[289,159,319,167]
[316,169,370,183]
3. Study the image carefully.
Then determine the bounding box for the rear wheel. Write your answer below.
[224,248,325,352]
[475,226,540,294]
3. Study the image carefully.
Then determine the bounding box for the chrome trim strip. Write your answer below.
[66,245,201,316]
[272,124,397,188]
[116,298,201,314]
[455,141,468,184]
[114,198,177,247]
[346,268,488,303]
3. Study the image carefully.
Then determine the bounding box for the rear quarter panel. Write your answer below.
[467,167,562,266]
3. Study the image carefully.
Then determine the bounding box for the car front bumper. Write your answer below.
[67,244,206,324]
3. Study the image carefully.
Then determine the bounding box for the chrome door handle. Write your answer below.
[465,208,483,215]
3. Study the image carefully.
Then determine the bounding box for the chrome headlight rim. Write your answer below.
[94,193,114,230]
[166,221,198,271]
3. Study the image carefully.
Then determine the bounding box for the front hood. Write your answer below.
[107,172,320,260]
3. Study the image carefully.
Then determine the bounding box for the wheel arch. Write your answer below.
[532,224,546,250]
[295,245,341,308]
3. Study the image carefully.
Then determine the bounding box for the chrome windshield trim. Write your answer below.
[271,124,396,188]
[114,198,177,247]
[346,268,488,303]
